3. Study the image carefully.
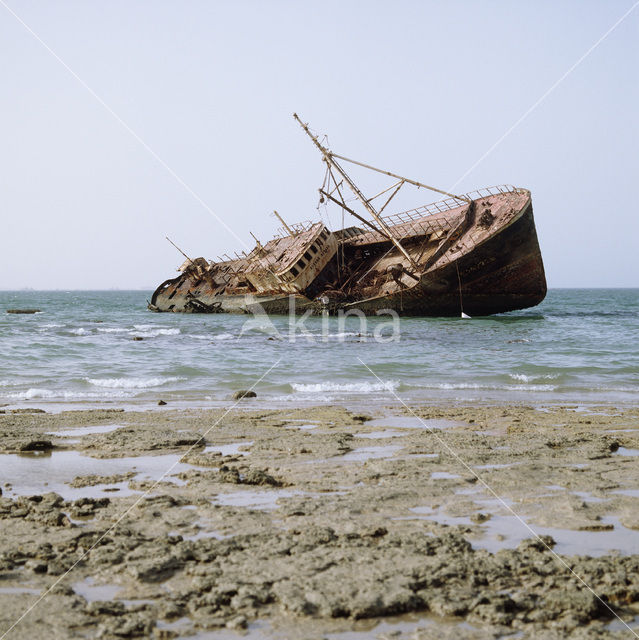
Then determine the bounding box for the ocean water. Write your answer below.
[0,289,637,410]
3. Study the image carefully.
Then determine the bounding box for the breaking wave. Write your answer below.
[130,328,180,338]
[86,376,186,389]
[291,380,400,394]
[3,388,134,400]
[423,382,557,393]
[508,373,561,383]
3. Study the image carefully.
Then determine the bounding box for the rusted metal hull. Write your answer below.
[343,200,546,316]
[150,196,546,317]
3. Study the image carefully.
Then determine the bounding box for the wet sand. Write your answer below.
[1,403,639,639]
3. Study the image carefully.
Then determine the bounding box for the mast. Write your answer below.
[166,236,193,264]
[293,113,418,269]
[273,210,295,237]
[328,152,471,204]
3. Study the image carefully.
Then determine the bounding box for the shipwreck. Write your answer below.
[149,115,546,317]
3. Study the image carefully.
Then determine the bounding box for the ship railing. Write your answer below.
[380,184,521,227]
[274,220,315,239]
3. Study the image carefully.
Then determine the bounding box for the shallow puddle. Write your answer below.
[473,497,639,556]
[406,499,639,556]
[285,423,319,431]
[356,430,404,439]
[0,586,41,595]
[479,513,639,556]
[340,446,402,462]
[73,577,122,602]
[606,615,639,632]
[173,613,501,639]
[0,450,201,500]
[614,447,639,457]
[48,424,124,437]
[405,453,439,459]
[212,489,305,511]
[475,463,518,470]
[203,442,253,456]
[612,488,639,497]
[119,598,157,606]
[158,617,192,633]
[431,471,461,480]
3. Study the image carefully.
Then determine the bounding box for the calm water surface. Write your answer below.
[0,289,637,410]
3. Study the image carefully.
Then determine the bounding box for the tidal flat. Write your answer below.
[0,404,638,639]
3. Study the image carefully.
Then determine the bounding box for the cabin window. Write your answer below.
[298,258,306,269]
[290,266,299,277]
[303,251,311,261]
[316,237,323,247]
[310,245,318,255]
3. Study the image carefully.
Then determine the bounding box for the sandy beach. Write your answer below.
[0,403,638,639]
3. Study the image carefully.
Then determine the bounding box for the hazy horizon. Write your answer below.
[2,1,638,289]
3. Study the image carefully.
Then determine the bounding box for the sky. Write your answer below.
[1,0,637,289]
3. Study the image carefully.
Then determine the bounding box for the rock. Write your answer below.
[232,390,257,400]
[132,336,144,341]
[518,534,556,552]
[6,309,41,314]
[226,615,247,630]
[470,512,490,523]
[218,467,241,484]
[19,440,53,451]
[579,523,614,532]
[242,468,282,486]
[158,400,167,406]
[25,559,48,573]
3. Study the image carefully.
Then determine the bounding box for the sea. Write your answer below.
[0,289,637,411]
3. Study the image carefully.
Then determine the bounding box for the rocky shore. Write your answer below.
[0,403,638,639]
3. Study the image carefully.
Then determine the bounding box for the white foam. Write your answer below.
[70,328,88,336]
[291,380,400,394]
[509,373,559,383]
[86,376,185,389]
[2,388,133,400]
[16,388,55,399]
[97,327,129,333]
[130,328,180,338]
[210,333,235,341]
[505,384,556,392]
[425,382,556,392]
